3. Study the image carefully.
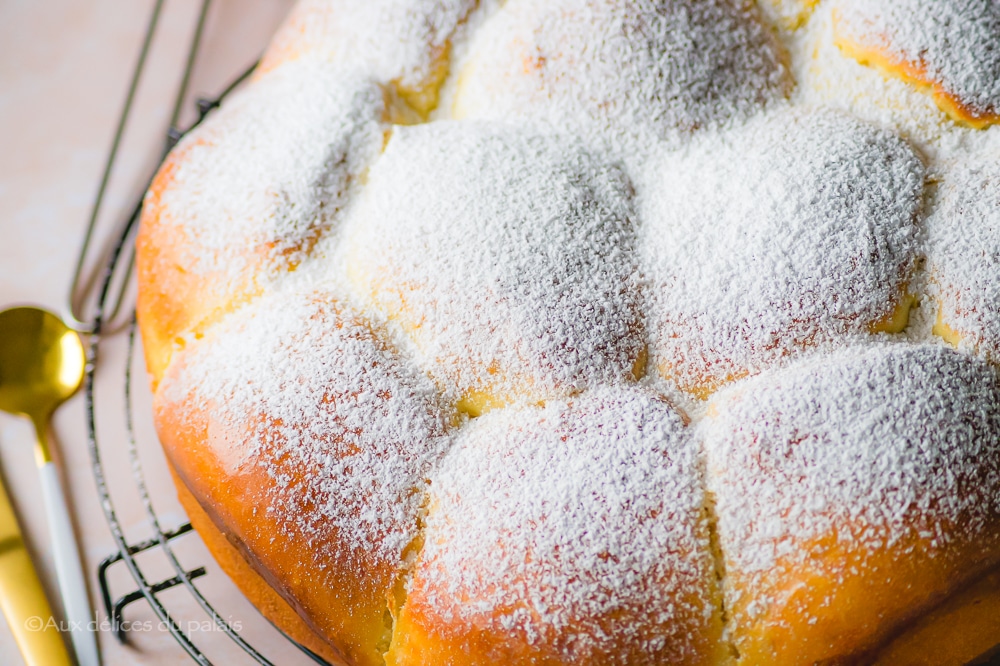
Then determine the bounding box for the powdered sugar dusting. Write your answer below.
[834,0,1000,120]
[451,0,790,155]
[343,121,644,411]
[701,344,1000,623]
[154,59,386,282]
[260,0,477,114]
[928,153,1000,361]
[157,290,453,574]
[134,0,1000,661]
[641,106,924,396]
[785,3,968,162]
[408,387,720,662]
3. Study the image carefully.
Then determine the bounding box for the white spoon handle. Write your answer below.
[39,461,101,666]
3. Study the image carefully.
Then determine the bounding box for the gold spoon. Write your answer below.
[0,306,100,666]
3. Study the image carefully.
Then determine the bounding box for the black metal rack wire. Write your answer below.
[75,1,333,663]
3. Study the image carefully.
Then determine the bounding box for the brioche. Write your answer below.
[138,1,1000,663]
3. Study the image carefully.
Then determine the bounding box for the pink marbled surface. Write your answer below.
[0,2,320,664]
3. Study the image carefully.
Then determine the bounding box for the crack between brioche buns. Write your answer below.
[702,485,740,662]
[885,171,936,347]
[380,478,434,664]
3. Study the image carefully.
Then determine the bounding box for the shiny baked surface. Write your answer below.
[137,1,1000,664]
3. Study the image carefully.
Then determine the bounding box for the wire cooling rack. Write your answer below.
[76,1,333,664]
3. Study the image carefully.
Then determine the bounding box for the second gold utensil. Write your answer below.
[0,462,70,666]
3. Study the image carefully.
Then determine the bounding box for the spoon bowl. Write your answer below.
[0,307,85,424]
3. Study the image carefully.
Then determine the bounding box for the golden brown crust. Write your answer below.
[701,345,1000,665]
[153,348,401,666]
[832,10,1000,129]
[147,289,457,666]
[389,574,729,666]
[873,565,1000,665]
[169,464,346,665]
[727,526,1000,665]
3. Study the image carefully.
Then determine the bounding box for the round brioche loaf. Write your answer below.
[138,0,1000,664]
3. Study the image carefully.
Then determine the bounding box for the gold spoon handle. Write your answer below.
[0,472,71,666]
[38,461,100,666]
